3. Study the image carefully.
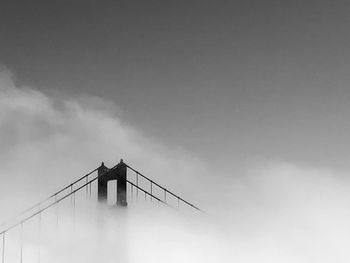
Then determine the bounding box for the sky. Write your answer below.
[2,1,350,262]
[2,0,350,171]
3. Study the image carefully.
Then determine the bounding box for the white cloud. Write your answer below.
[2,67,350,262]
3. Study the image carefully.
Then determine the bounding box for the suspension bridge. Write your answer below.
[0,159,201,263]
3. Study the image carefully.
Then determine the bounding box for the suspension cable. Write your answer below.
[20,223,23,263]
[0,165,118,235]
[0,160,202,236]
[2,233,4,263]
[0,167,98,230]
[125,164,201,211]
[38,212,41,263]
[125,179,170,207]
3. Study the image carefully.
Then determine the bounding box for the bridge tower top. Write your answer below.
[98,159,127,207]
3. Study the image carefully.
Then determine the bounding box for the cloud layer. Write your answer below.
[2,68,350,262]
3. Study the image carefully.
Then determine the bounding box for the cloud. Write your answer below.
[220,161,350,262]
[2,67,350,262]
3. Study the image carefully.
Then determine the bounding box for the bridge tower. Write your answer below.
[98,159,127,206]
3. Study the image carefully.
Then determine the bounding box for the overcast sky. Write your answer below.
[1,0,350,171]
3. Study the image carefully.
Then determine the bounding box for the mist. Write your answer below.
[1,68,350,262]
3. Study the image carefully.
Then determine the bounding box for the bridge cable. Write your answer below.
[72,192,76,231]
[0,168,98,231]
[2,233,4,263]
[136,171,139,200]
[130,184,133,201]
[125,164,201,211]
[55,195,59,228]
[0,165,119,236]
[0,161,202,240]
[20,223,23,263]
[125,179,170,208]
[38,212,41,263]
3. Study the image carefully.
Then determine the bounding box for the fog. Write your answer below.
[1,67,350,262]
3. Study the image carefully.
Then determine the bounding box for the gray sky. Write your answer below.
[1,0,350,171]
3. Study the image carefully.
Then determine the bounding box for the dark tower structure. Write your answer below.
[97,159,127,206]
